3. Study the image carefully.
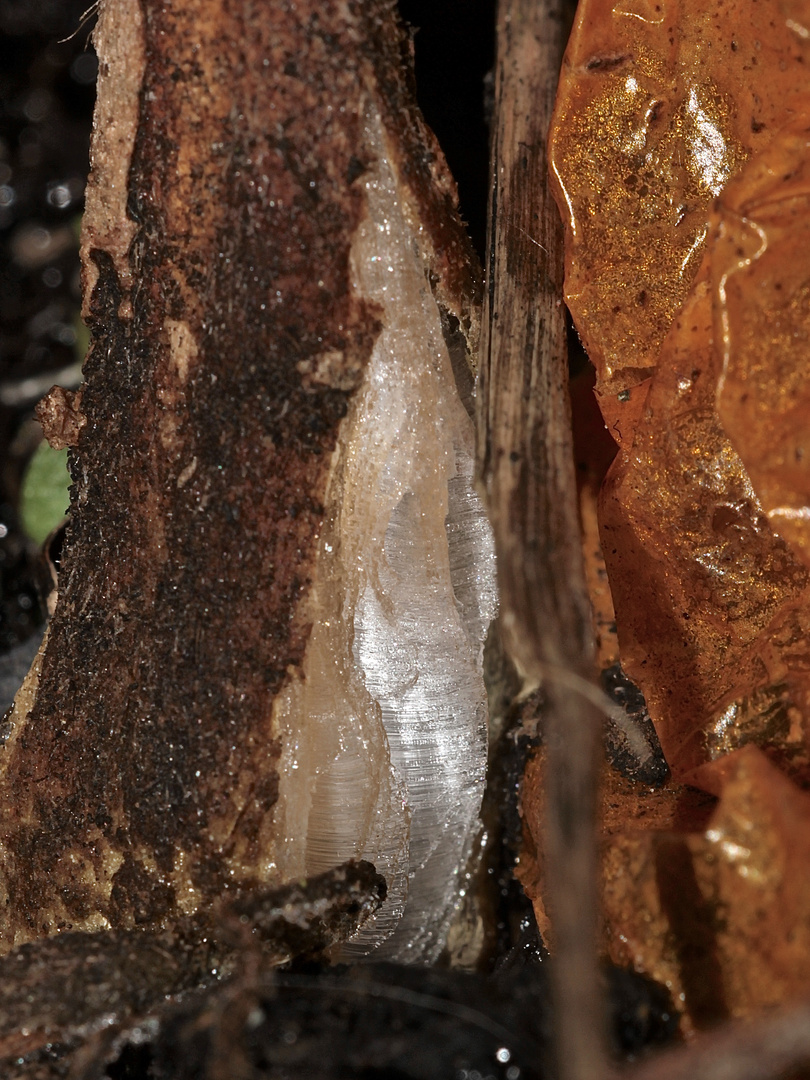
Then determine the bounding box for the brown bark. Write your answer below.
[0,0,479,950]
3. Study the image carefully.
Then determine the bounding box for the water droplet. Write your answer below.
[47,183,71,209]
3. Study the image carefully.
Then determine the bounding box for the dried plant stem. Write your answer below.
[478,1,606,1078]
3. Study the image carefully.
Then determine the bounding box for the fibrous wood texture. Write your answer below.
[478,0,606,1077]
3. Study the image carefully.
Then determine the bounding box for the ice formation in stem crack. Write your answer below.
[272,107,498,963]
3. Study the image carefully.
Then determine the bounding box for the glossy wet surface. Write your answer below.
[546,0,810,1032]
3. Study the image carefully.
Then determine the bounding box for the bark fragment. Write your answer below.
[0,0,487,959]
[35,386,86,450]
[0,860,385,1078]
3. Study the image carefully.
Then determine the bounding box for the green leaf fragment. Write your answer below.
[20,442,70,546]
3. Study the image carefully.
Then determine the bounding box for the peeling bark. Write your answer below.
[0,0,485,955]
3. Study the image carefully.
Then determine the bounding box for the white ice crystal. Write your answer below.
[273,105,498,962]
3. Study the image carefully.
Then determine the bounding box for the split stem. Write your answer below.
[478,0,607,1077]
